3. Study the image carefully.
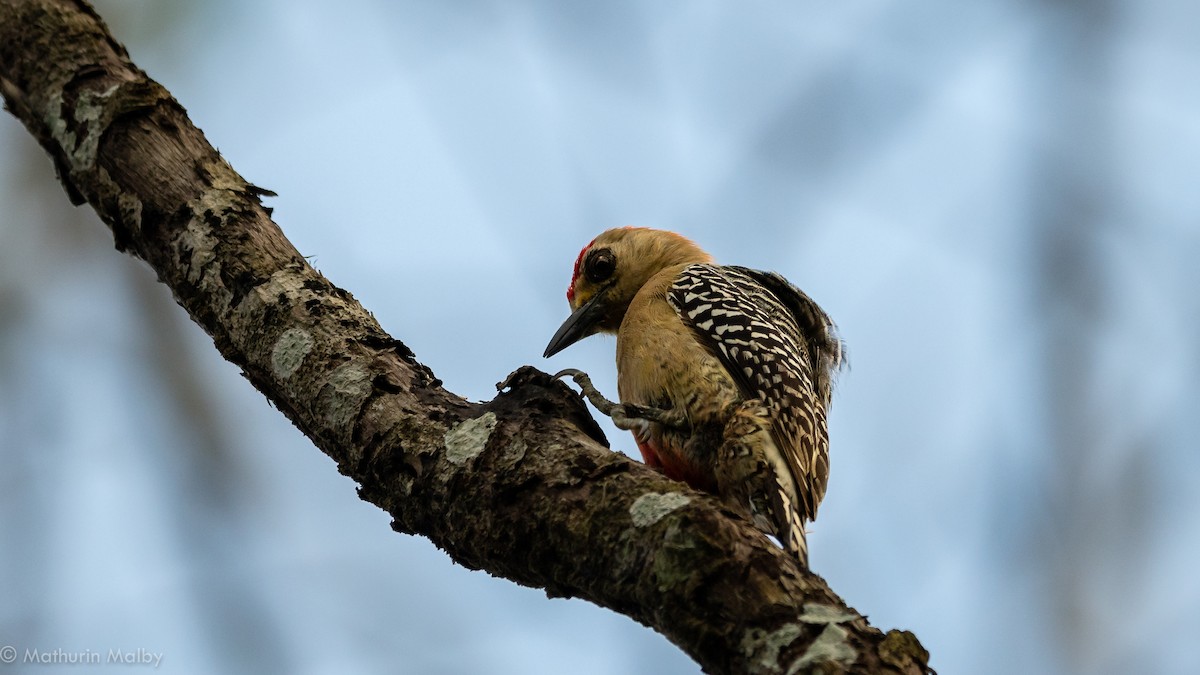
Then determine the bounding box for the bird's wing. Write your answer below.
[724,266,845,403]
[668,263,834,520]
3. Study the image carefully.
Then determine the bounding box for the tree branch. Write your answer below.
[0,2,930,673]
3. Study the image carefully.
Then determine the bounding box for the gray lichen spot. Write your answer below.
[741,623,802,675]
[793,624,857,672]
[444,412,497,465]
[46,92,68,149]
[72,84,118,168]
[47,84,121,171]
[320,363,373,430]
[798,603,859,625]
[272,328,314,379]
[177,220,228,310]
[629,492,691,527]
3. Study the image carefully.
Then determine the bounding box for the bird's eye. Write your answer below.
[585,249,616,283]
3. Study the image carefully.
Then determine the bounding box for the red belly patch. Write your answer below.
[632,433,717,494]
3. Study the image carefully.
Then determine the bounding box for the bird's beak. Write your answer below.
[544,289,609,358]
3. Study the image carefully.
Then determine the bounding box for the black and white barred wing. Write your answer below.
[725,265,845,404]
[668,263,834,521]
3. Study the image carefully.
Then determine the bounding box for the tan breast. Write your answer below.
[615,266,741,436]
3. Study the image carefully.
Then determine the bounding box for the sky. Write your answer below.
[2,1,1199,673]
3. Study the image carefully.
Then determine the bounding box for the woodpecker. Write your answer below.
[544,227,844,565]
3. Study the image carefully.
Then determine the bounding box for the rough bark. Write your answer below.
[0,2,930,673]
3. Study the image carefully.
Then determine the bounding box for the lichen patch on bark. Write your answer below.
[740,623,802,675]
[629,491,691,527]
[318,363,373,431]
[271,328,313,379]
[794,624,856,671]
[48,82,119,170]
[798,603,859,625]
[444,412,497,465]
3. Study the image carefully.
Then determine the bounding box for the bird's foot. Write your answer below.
[552,368,687,431]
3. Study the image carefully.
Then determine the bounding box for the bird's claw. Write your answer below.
[553,368,687,431]
[552,368,622,417]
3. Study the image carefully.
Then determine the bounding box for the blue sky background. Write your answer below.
[2,1,1199,673]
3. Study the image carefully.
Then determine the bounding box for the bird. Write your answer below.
[543,227,844,565]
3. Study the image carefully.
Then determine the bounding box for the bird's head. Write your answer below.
[544,227,711,357]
